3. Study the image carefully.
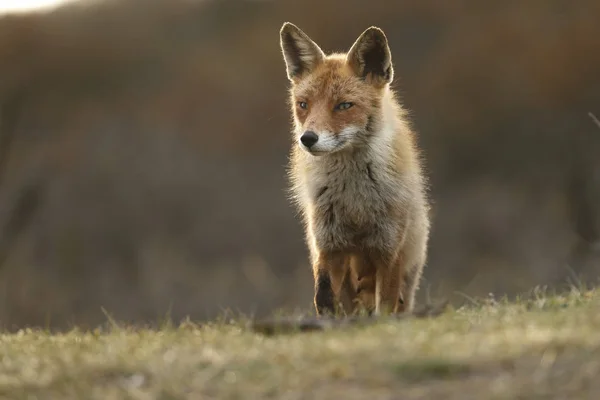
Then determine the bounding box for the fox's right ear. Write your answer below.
[280,22,325,82]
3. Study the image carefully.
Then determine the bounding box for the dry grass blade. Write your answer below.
[589,112,600,129]
[249,300,449,336]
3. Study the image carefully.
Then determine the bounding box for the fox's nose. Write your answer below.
[300,131,319,148]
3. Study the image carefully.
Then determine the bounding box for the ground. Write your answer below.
[1,288,600,399]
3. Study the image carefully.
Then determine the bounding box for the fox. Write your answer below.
[279,22,430,316]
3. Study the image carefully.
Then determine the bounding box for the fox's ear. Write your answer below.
[280,22,325,82]
[347,27,393,86]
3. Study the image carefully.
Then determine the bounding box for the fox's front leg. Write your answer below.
[399,260,424,314]
[356,275,405,315]
[313,251,348,316]
[374,253,403,316]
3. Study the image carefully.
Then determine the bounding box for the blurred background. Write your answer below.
[0,0,599,330]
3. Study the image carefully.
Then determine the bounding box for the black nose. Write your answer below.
[300,131,319,148]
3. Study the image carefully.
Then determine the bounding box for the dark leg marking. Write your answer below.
[315,272,335,315]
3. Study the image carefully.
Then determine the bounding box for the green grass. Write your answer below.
[2,287,600,399]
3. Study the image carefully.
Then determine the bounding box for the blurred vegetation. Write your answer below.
[0,0,599,330]
[2,288,600,399]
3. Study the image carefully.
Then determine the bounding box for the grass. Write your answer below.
[1,287,600,399]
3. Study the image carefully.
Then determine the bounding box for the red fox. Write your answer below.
[279,23,430,316]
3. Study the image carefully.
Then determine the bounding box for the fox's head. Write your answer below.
[280,22,394,156]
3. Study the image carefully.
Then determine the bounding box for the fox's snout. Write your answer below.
[300,131,319,148]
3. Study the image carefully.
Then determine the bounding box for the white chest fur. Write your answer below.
[299,149,408,252]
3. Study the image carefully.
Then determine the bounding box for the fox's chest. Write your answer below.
[306,160,394,247]
[312,164,383,217]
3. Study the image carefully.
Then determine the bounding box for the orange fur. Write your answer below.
[279,23,430,316]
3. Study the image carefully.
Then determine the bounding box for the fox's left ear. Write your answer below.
[347,27,393,86]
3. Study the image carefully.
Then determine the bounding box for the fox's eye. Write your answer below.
[336,102,354,110]
[298,101,308,109]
